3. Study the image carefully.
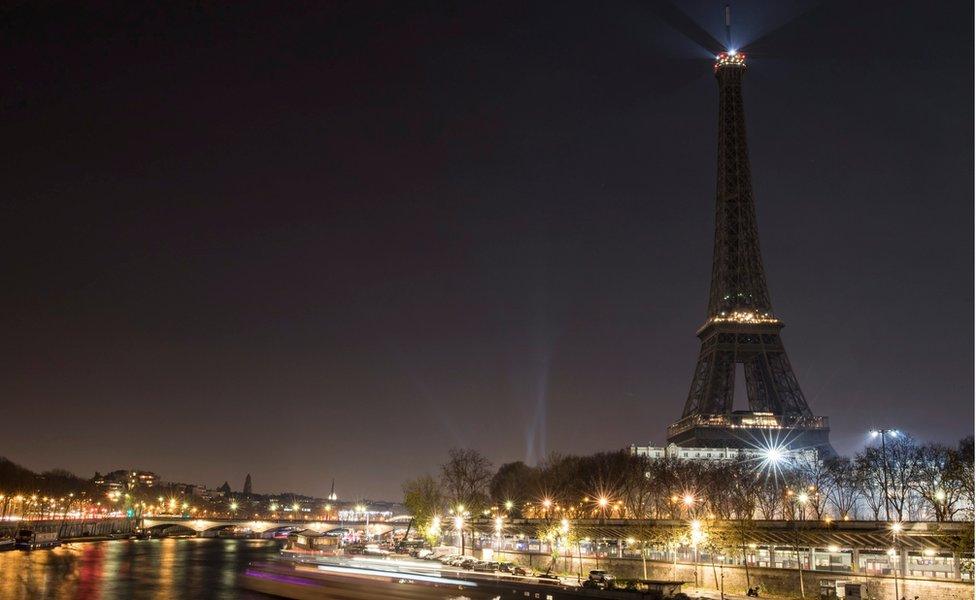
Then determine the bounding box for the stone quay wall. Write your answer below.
[493,550,974,600]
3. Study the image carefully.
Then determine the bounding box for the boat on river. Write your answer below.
[15,529,61,550]
[242,553,687,600]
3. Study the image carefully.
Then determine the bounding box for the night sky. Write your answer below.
[2,1,971,500]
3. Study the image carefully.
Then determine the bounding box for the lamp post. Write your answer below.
[890,522,903,600]
[356,504,369,542]
[870,429,899,521]
[690,519,704,590]
[454,514,465,556]
[797,492,809,521]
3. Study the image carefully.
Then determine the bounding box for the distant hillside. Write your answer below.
[0,457,96,496]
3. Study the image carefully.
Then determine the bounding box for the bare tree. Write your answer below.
[440,448,493,514]
[798,455,832,519]
[912,443,966,521]
[754,474,781,520]
[854,454,885,520]
[957,437,974,520]
[824,457,860,519]
[883,435,923,521]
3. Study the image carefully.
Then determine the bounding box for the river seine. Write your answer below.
[0,538,282,599]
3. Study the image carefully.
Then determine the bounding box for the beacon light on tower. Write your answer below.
[714,51,746,71]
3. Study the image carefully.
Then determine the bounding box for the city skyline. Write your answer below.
[1,1,971,499]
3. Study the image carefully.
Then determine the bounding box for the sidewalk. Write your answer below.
[687,587,748,599]
[686,587,795,600]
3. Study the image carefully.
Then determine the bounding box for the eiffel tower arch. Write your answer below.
[666,52,834,456]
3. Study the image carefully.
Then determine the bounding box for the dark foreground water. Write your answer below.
[0,538,282,600]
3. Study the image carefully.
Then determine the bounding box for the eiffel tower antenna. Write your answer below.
[725,4,732,51]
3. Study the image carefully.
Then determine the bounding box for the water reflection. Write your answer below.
[0,538,280,599]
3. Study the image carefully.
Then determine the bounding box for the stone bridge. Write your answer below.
[141,515,412,536]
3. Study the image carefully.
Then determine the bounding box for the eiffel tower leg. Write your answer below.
[682,340,735,418]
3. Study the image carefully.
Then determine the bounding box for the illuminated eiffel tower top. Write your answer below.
[706,51,776,322]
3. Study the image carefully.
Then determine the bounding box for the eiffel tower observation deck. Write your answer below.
[667,51,834,456]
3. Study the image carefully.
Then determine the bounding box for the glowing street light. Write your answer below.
[689,519,704,587]
[682,494,695,508]
[454,514,466,555]
[504,500,514,511]
[429,515,441,535]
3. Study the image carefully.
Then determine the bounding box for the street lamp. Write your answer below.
[690,519,704,589]
[454,514,465,555]
[870,429,899,521]
[356,504,370,541]
[427,515,442,545]
[796,492,809,520]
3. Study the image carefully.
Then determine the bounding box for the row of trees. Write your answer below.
[0,457,101,498]
[403,436,974,537]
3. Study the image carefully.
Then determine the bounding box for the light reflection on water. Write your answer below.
[0,538,281,600]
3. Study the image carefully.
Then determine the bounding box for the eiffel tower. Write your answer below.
[666,51,834,456]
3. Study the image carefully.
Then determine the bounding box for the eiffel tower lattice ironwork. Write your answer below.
[667,51,832,454]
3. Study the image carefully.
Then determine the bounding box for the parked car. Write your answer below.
[473,561,498,572]
[498,562,528,576]
[582,570,614,590]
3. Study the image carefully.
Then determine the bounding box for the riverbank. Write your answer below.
[492,550,974,600]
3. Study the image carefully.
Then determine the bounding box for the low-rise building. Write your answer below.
[629,442,817,464]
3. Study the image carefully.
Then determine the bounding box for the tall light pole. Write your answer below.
[870,429,899,521]
[890,522,903,600]
[690,519,704,590]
